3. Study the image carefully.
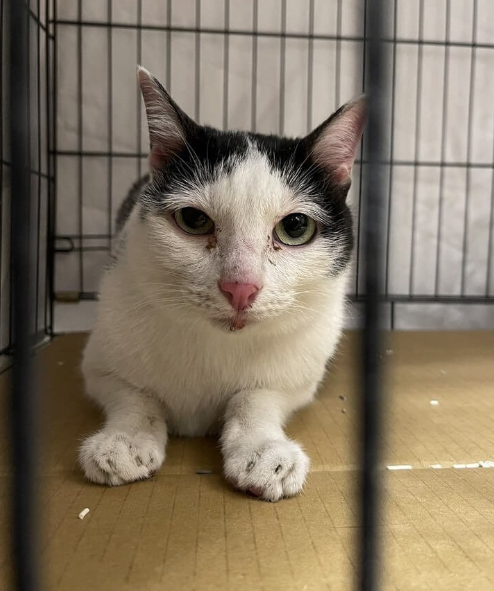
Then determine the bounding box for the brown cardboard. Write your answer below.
[1,331,494,590]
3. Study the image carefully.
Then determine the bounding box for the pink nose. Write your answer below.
[218,281,261,311]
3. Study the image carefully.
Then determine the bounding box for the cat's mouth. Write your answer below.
[229,316,247,331]
[211,313,252,332]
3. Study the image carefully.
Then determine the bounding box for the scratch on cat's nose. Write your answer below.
[218,281,262,311]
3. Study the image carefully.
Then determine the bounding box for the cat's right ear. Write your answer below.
[138,66,196,171]
[305,96,366,189]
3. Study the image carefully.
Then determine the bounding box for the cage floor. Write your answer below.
[1,331,494,591]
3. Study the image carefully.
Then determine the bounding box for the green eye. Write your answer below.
[274,213,316,246]
[174,208,214,235]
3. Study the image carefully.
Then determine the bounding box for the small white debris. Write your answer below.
[430,400,439,406]
[57,361,64,366]
[386,465,412,471]
[385,349,394,356]
[78,508,90,520]
[196,469,213,475]
[479,461,494,468]
[466,463,480,469]
[453,464,466,469]
[341,408,347,414]
[439,370,447,376]
[430,464,442,469]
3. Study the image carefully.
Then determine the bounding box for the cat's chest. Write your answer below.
[132,326,284,435]
[141,326,279,394]
[130,316,325,402]
[96,296,337,436]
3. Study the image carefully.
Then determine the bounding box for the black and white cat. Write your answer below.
[79,66,365,501]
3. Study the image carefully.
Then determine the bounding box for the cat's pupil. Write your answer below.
[283,214,308,238]
[182,207,208,229]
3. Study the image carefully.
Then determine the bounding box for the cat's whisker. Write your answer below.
[136,282,187,291]
[287,304,320,315]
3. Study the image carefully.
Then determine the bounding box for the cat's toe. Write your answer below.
[79,431,165,485]
[224,438,310,502]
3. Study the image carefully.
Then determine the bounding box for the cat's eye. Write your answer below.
[174,207,214,235]
[274,213,316,246]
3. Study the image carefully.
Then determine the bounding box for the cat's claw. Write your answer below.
[79,430,165,486]
[223,438,310,502]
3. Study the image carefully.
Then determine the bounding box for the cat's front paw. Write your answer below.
[79,430,165,486]
[223,438,310,502]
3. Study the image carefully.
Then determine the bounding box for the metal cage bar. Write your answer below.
[8,1,41,589]
[359,0,387,588]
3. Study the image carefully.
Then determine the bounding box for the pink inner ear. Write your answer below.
[332,163,352,184]
[148,131,184,170]
[149,147,167,170]
[312,99,366,184]
[314,132,358,184]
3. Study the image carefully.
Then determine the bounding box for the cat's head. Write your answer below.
[134,66,365,332]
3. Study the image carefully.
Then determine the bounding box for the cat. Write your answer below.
[79,66,365,502]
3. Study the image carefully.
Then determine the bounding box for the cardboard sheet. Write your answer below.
[1,331,494,590]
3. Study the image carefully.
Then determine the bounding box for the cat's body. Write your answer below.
[79,67,365,501]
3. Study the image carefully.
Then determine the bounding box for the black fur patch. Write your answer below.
[142,127,249,205]
[116,174,150,233]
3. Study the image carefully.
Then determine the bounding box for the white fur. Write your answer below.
[80,148,350,501]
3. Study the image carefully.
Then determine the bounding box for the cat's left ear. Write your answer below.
[138,66,197,171]
[306,96,366,187]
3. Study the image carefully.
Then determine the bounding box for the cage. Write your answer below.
[1,1,494,591]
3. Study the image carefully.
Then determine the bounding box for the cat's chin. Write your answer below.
[210,315,255,332]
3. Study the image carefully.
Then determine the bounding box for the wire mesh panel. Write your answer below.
[53,0,494,329]
[2,4,492,590]
[0,0,55,360]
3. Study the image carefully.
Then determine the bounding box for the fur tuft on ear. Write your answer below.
[138,66,195,171]
[307,96,366,187]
